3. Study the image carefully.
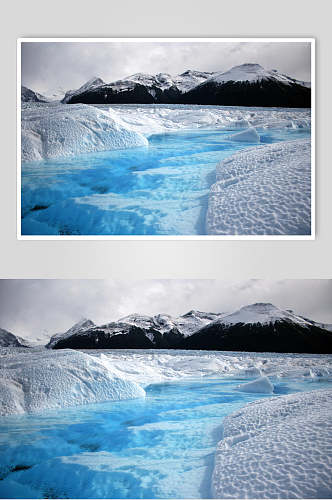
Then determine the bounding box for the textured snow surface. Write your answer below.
[86,350,332,387]
[21,103,148,162]
[212,388,332,498]
[207,138,311,235]
[101,104,311,136]
[0,349,145,416]
[217,302,311,326]
[236,376,274,394]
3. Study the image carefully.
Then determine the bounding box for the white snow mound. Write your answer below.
[21,103,148,162]
[212,388,332,498]
[0,349,145,416]
[228,127,260,143]
[236,376,274,394]
[207,138,311,235]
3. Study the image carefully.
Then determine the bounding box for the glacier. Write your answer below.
[21,103,311,235]
[0,348,331,499]
[0,349,145,416]
[1,347,331,416]
[21,103,148,162]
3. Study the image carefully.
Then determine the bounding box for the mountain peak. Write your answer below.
[218,302,310,327]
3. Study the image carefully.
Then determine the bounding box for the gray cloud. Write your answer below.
[0,280,330,340]
[21,41,312,93]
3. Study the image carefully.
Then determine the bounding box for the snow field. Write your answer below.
[207,138,311,235]
[212,388,332,498]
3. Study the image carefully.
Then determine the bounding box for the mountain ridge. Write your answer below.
[61,64,311,108]
[43,303,331,353]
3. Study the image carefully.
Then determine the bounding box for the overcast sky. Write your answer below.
[21,41,312,93]
[0,280,330,340]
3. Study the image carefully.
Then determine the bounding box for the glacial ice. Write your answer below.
[20,103,312,236]
[207,138,311,235]
[228,127,260,142]
[0,349,145,416]
[1,348,331,416]
[0,348,331,499]
[101,104,311,136]
[212,388,332,498]
[236,376,274,394]
[21,103,148,162]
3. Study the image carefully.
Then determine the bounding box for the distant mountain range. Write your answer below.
[22,64,311,108]
[3,304,330,353]
[42,303,332,353]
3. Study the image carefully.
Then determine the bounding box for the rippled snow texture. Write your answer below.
[207,138,311,235]
[212,388,332,499]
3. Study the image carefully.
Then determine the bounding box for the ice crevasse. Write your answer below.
[0,349,145,416]
[21,103,148,162]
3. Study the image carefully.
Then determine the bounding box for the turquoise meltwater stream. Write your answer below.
[21,127,310,236]
[0,374,329,499]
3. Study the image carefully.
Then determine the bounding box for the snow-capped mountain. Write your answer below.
[181,303,332,353]
[63,64,310,108]
[46,304,331,353]
[0,327,25,348]
[64,70,212,105]
[21,86,48,103]
[46,318,95,348]
[119,310,224,337]
[62,77,105,103]
[184,64,311,107]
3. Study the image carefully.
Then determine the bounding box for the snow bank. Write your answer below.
[212,388,332,498]
[228,127,260,142]
[207,138,311,235]
[236,376,274,394]
[0,349,145,416]
[21,103,148,162]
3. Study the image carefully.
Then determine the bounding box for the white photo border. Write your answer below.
[17,37,316,241]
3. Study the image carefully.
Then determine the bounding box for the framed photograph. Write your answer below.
[0,278,331,499]
[18,38,315,239]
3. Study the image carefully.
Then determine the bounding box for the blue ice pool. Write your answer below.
[0,375,329,499]
[21,127,310,236]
